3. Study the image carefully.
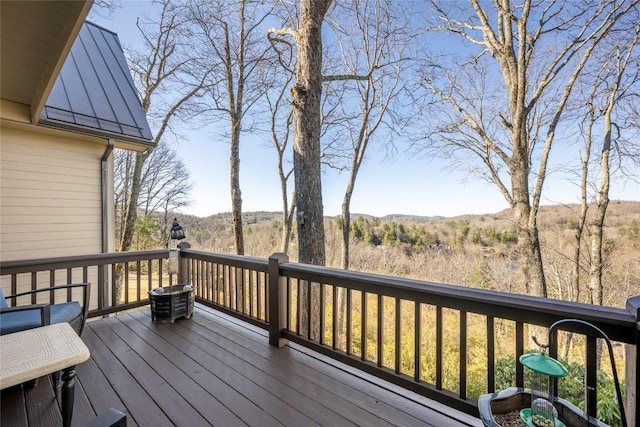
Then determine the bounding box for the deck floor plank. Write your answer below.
[68,377,99,427]
[2,305,479,427]
[103,314,249,427]
[142,312,369,426]
[128,310,323,426]
[181,306,446,427]
[24,375,62,426]
[120,312,285,427]
[80,326,170,426]
[89,319,212,427]
[1,384,28,425]
[169,310,410,426]
[74,352,137,427]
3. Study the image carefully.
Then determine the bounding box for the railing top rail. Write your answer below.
[181,249,268,272]
[279,261,637,343]
[0,250,168,275]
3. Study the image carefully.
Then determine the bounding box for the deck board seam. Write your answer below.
[128,310,328,426]
[185,308,440,426]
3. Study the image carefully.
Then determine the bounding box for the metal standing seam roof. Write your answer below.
[39,21,154,147]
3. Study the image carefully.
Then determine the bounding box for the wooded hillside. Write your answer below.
[163,200,640,309]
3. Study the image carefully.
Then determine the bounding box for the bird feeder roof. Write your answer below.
[519,353,568,377]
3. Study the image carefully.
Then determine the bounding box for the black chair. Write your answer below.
[0,283,90,336]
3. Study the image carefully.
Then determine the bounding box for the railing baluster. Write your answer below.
[586,335,597,418]
[320,283,325,345]
[346,288,352,355]
[286,276,291,331]
[307,281,312,341]
[243,268,248,314]
[459,310,467,400]
[235,267,240,312]
[377,294,383,367]
[211,262,215,303]
[11,274,17,305]
[436,306,443,390]
[49,270,55,304]
[238,267,243,312]
[222,265,227,307]
[249,269,254,317]
[415,302,421,382]
[332,285,337,349]
[67,269,72,301]
[136,261,141,301]
[297,279,302,336]
[257,272,261,320]
[124,262,129,304]
[213,262,218,304]
[147,260,152,294]
[487,316,495,393]
[110,263,115,307]
[31,272,37,304]
[362,291,367,362]
[228,265,232,309]
[515,321,524,387]
[395,297,401,374]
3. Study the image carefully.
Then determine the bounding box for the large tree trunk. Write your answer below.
[292,0,332,341]
[511,128,547,298]
[292,0,330,267]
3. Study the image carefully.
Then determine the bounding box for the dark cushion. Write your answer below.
[0,302,82,335]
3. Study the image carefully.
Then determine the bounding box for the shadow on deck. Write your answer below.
[1,304,482,426]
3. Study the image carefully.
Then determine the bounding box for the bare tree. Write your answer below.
[264,63,296,253]
[582,24,640,307]
[118,0,209,257]
[89,0,121,19]
[418,0,639,297]
[139,142,192,237]
[326,0,417,270]
[110,0,208,303]
[188,0,277,256]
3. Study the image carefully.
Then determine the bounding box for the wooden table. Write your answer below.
[1,323,90,427]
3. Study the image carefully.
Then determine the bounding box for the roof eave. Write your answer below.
[38,119,155,152]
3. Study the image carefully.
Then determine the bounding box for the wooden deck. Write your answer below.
[1,304,482,427]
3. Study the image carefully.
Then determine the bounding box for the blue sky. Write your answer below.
[92,2,639,219]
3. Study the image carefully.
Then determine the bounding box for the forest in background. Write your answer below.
[135,200,639,310]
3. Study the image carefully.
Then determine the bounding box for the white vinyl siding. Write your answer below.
[0,126,103,261]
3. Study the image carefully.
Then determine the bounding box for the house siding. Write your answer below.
[0,126,103,261]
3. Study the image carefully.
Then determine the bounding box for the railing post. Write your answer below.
[626,295,640,427]
[177,242,191,285]
[269,253,289,348]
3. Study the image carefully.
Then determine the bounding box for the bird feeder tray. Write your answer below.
[478,387,609,427]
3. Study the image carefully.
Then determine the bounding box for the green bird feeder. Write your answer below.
[519,352,568,427]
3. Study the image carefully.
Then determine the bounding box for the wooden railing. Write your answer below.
[181,247,269,329]
[262,254,640,421]
[0,250,175,317]
[2,248,638,423]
